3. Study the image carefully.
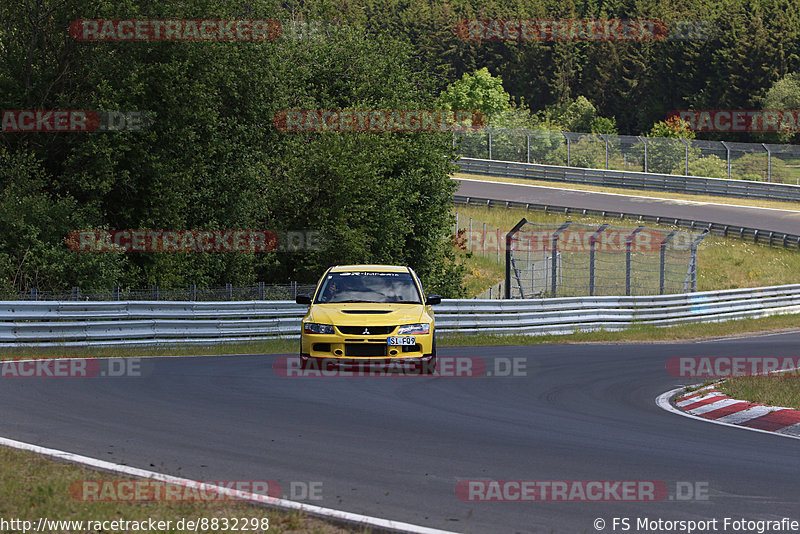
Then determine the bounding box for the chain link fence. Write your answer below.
[455,128,800,184]
[4,283,318,301]
[505,220,708,298]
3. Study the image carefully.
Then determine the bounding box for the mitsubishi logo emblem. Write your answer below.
[362,328,371,335]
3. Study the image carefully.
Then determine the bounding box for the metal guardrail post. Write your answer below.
[659,230,679,294]
[504,218,529,299]
[589,224,610,296]
[625,226,645,296]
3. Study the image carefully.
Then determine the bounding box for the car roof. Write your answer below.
[329,264,410,273]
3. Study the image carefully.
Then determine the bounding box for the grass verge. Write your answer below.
[0,445,364,534]
[717,371,800,410]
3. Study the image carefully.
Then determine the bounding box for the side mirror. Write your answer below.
[425,295,441,305]
[296,294,312,305]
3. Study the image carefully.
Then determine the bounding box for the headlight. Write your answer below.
[396,323,431,335]
[304,322,334,334]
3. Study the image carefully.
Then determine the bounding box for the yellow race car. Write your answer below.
[295,265,441,373]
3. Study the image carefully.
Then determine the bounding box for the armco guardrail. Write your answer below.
[2,285,800,346]
[457,157,800,203]
[453,195,800,249]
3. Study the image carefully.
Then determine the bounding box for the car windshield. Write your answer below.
[315,271,422,304]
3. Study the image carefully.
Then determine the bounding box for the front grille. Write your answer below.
[337,325,395,335]
[312,343,331,352]
[345,343,387,357]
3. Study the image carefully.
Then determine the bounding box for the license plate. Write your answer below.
[387,336,415,346]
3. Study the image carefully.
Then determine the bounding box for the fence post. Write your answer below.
[721,141,731,180]
[562,131,571,166]
[689,231,710,292]
[258,281,265,300]
[113,286,120,301]
[680,138,689,175]
[549,222,572,297]
[638,136,648,172]
[30,288,38,300]
[600,133,609,169]
[505,218,529,299]
[488,127,493,160]
[190,284,197,301]
[226,283,233,300]
[589,224,610,296]
[762,143,771,182]
[659,230,679,294]
[72,287,79,301]
[469,218,473,251]
[525,130,531,163]
[482,222,486,257]
[152,285,159,300]
[624,226,645,296]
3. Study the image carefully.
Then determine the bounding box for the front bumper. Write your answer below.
[300,332,434,360]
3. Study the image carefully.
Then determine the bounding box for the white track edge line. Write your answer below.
[656,387,800,441]
[0,436,460,534]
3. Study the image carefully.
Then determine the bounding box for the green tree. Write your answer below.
[439,67,512,125]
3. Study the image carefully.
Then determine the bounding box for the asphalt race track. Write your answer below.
[2,335,800,533]
[455,178,800,235]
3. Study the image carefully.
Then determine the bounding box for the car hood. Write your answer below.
[306,303,430,326]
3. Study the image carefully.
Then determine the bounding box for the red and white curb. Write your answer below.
[657,385,800,440]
